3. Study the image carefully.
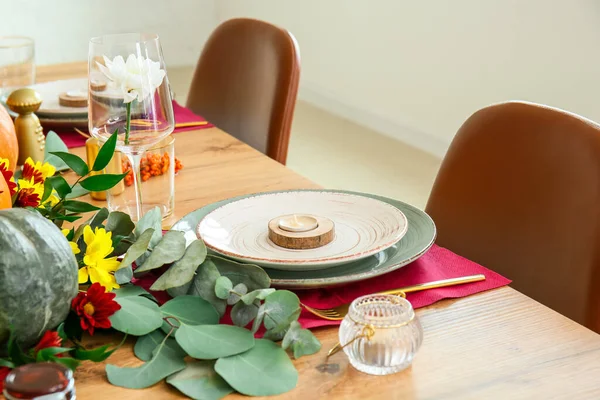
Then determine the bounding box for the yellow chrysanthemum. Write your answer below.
[78,225,120,292]
[23,157,56,182]
[15,177,57,208]
[61,229,81,255]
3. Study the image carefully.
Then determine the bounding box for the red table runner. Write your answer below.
[134,244,511,329]
[47,101,213,148]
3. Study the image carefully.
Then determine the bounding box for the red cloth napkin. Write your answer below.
[133,244,511,329]
[46,100,213,149]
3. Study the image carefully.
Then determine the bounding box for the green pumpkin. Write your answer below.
[0,208,78,348]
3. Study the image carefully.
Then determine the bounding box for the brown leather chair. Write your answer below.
[186,18,300,164]
[426,101,600,332]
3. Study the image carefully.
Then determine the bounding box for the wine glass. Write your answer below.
[88,33,174,222]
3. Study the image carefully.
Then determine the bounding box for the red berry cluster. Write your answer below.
[122,153,183,186]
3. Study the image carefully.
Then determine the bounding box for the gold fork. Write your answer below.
[301,274,486,321]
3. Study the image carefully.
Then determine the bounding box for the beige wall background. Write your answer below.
[217,0,600,157]
[4,1,600,158]
[1,0,216,67]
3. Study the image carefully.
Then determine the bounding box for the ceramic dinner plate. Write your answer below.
[196,191,408,270]
[31,78,89,118]
[171,190,436,288]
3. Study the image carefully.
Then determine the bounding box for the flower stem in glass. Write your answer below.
[125,102,132,145]
[125,152,143,222]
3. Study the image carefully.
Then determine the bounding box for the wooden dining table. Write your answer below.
[34,63,600,399]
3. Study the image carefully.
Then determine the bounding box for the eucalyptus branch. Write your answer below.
[163,315,181,330]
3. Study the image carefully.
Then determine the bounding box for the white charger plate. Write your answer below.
[196,191,408,270]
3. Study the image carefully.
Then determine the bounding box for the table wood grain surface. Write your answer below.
[34,63,600,399]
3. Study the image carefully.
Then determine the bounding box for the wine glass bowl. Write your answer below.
[88,33,174,221]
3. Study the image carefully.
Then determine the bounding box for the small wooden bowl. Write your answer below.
[268,215,334,250]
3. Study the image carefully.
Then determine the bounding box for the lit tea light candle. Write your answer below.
[278,214,318,232]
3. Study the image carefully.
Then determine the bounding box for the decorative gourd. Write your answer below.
[0,174,11,209]
[0,208,78,348]
[0,105,18,172]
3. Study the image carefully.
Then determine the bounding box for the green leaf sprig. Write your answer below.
[104,212,322,398]
[39,130,126,226]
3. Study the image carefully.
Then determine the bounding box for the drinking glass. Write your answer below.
[0,36,35,102]
[88,33,174,222]
[339,294,423,375]
[107,136,175,219]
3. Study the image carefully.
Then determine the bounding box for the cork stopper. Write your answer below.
[6,88,42,114]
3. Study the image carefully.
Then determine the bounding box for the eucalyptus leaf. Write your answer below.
[109,296,163,336]
[106,337,186,389]
[210,256,271,291]
[251,304,265,334]
[262,290,301,332]
[160,296,219,333]
[65,183,90,199]
[118,228,154,270]
[240,288,275,305]
[114,285,148,298]
[134,329,185,362]
[231,301,258,328]
[44,131,69,171]
[105,211,135,238]
[175,324,255,360]
[89,207,109,228]
[49,151,89,176]
[80,173,128,191]
[112,232,135,257]
[214,276,233,300]
[115,265,133,284]
[167,281,192,298]
[282,321,321,359]
[227,283,248,305]
[167,360,234,400]
[189,259,226,316]
[136,230,186,273]
[150,240,206,291]
[262,329,286,341]
[135,206,163,247]
[92,129,118,171]
[215,339,298,396]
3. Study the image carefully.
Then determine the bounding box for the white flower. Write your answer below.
[97,54,166,103]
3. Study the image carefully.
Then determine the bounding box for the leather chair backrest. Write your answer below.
[426,101,600,331]
[186,18,300,164]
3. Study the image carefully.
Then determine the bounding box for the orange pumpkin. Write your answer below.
[0,173,12,209]
[0,105,18,172]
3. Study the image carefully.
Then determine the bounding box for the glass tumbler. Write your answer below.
[107,136,175,219]
[0,36,35,102]
[339,294,423,375]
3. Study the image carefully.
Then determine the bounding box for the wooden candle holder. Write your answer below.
[268,216,334,250]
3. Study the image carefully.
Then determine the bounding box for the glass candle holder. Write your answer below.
[339,294,423,375]
[107,136,175,220]
[3,363,75,399]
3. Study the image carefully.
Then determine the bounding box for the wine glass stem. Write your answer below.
[126,152,144,221]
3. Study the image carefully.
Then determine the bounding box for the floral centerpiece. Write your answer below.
[0,129,321,398]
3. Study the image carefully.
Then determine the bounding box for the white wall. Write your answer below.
[216,1,600,157]
[1,0,217,67]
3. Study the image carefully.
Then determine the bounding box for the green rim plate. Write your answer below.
[171,190,436,289]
